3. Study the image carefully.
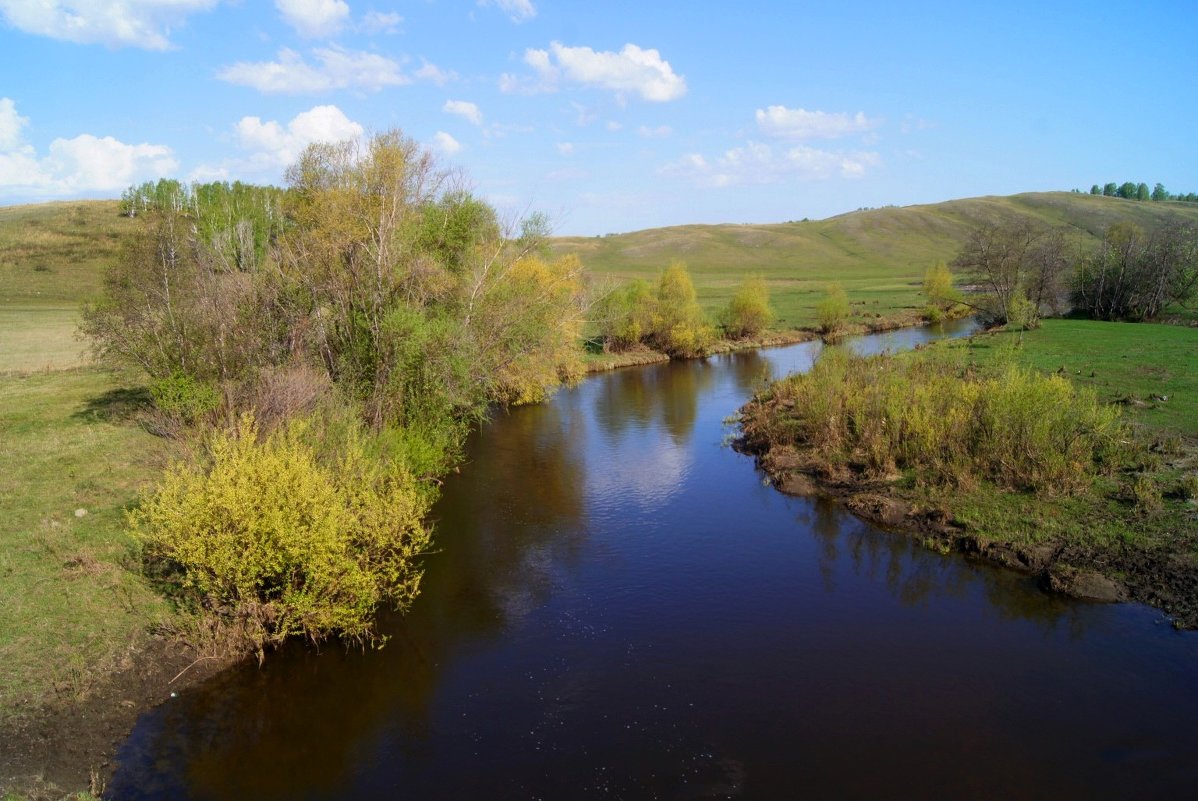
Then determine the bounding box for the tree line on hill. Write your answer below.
[1079,182,1198,204]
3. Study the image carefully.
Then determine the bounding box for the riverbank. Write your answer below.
[738,320,1198,627]
[584,329,819,372]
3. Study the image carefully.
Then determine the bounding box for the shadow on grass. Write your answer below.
[74,386,152,422]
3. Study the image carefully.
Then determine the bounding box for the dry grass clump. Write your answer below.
[742,347,1131,495]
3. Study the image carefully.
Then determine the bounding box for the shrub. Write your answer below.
[130,414,433,659]
[720,276,774,339]
[650,262,714,356]
[741,348,1131,495]
[149,372,221,423]
[815,283,850,335]
[596,279,656,351]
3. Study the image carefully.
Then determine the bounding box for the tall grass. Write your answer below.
[743,348,1131,494]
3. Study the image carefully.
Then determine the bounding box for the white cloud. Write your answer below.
[443,100,483,126]
[0,97,28,151]
[0,0,217,50]
[360,9,401,34]
[755,106,879,140]
[478,0,535,22]
[414,60,456,85]
[431,131,461,155]
[0,99,177,195]
[233,104,364,168]
[556,142,574,155]
[662,141,878,187]
[218,46,408,93]
[605,120,623,132]
[505,41,686,102]
[275,0,349,38]
[637,124,671,138]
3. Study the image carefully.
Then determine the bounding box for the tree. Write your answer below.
[596,279,656,351]
[650,261,713,356]
[950,221,1071,324]
[720,275,774,339]
[1136,182,1150,201]
[1103,183,1118,197]
[815,282,850,335]
[1152,183,1169,201]
[1072,220,1198,321]
[1118,181,1138,199]
[922,261,957,311]
[1090,184,1102,195]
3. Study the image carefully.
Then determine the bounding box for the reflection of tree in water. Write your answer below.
[798,499,1096,637]
[725,349,774,396]
[593,360,717,446]
[114,397,592,800]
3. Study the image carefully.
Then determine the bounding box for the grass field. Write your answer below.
[552,192,1198,330]
[0,201,172,722]
[949,319,1198,437]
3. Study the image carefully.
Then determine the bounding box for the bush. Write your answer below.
[741,348,1131,495]
[131,414,433,659]
[720,275,774,339]
[650,261,714,356]
[149,372,221,423]
[815,283,850,335]
[596,279,656,351]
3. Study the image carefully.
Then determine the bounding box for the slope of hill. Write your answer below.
[551,192,1198,329]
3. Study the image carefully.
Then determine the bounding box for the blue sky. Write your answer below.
[1,0,1195,235]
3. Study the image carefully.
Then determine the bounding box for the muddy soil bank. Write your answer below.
[740,440,1198,629]
[0,636,237,798]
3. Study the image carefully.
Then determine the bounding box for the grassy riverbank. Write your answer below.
[740,318,1198,625]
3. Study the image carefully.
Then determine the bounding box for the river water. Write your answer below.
[109,320,1198,800]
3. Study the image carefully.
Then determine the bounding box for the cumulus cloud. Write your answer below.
[0,98,177,195]
[662,141,878,187]
[233,104,364,168]
[0,0,217,50]
[431,131,461,155]
[218,46,408,93]
[360,9,401,34]
[274,0,348,38]
[443,100,483,126]
[755,106,879,140]
[502,41,686,102]
[478,0,535,22]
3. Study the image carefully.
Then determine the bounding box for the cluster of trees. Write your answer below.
[595,264,773,355]
[935,216,1198,326]
[1086,182,1198,204]
[1073,221,1198,321]
[121,179,285,271]
[86,131,586,657]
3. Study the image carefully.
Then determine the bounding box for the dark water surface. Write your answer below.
[110,320,1198,800]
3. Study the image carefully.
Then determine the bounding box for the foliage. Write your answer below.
[149,372,221,424]
[1071,220,1198,321]
[815,282,850,334]
[951,220,1070,324]
[131,414,433,659]
[595,279,656,351]
[720,275,774,339]
[650,261,714,356]
[742,348,1131,495]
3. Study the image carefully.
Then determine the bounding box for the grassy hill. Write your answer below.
[552,192,1198,329]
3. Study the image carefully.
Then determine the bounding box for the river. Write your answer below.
[108,319,1198,800]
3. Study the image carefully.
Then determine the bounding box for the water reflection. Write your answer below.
[109,319,1198,801]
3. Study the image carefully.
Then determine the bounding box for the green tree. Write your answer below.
[1136,182,1150,201]
[1118,181,1138,199]
[596,279,656,351]
[650,261,713,356]
[1103,183,1117,197]
[1090,184,1102,195]
[815,282,850,335]
[720,275,774,339]
[1152,183,1169,201]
